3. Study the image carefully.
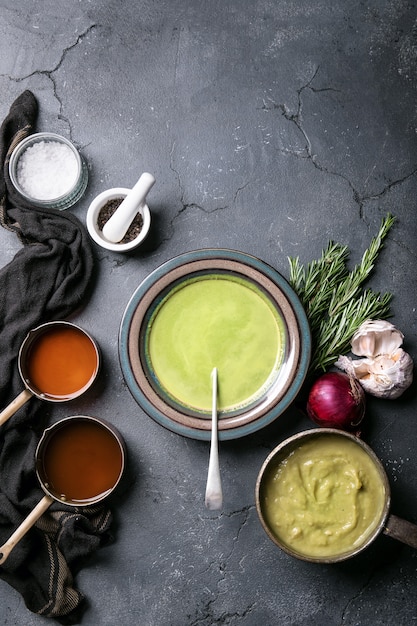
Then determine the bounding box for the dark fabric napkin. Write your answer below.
[0,91,112,624]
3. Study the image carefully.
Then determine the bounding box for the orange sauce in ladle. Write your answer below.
[24,324,99,399]
[39,419,124,503]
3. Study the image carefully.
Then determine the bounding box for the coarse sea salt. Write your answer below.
[16,140,79,200]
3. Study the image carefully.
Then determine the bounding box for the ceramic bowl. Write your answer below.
[119,249,311,440]
[86,187,151,252]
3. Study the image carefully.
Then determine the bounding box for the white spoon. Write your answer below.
[102,172,155,243]
[205,367,223,510]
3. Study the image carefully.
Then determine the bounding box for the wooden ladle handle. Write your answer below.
[0,388,33,426]
[0,495,53,565]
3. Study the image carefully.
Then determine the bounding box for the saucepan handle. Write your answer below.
[0,389,33,426]
[383,513,417,549]
[0,494,54,565]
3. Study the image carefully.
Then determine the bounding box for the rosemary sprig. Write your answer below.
[288,213,395,376]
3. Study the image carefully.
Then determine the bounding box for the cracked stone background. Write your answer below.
[1,1,417,625]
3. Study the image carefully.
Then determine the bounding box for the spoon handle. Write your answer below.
[205,367,223,510]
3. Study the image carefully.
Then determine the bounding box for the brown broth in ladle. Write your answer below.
[40,419,123,503]
[25,324,99,399]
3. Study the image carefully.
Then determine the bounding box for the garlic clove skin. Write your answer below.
[335,349,413,399]
[335,355,373,379]
[351,319,404,357]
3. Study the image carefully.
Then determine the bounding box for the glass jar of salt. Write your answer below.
[9,132,88,210]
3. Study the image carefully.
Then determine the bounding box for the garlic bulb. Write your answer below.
[351,319,404,357]
[335,320,413,399]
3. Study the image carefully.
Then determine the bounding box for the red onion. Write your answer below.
[306,371,366,431]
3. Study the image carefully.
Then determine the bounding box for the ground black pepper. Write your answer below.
[97,197,144,244]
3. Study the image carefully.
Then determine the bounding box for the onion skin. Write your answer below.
[306,371,366,432]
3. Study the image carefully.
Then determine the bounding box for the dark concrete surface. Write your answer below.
[1,1,417,625]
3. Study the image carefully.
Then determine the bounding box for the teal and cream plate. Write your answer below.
[119,249,311,440]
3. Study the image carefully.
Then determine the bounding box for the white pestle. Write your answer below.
[102,172,155,243]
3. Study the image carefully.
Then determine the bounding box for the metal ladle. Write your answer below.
[205,367,223,510]
[0,321,100,427]
[0,415,125,565]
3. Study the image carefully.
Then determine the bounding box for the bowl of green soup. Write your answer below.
[119,249,311,440]
[256,428,417,562]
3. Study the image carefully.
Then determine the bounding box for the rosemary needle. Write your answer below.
[288,213,395,376]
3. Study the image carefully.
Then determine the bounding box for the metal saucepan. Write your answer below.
[0,321,100,426]
[255,428,417,563]
[0,415,125,564]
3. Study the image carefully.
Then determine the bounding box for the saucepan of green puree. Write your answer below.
[256,428,417,563]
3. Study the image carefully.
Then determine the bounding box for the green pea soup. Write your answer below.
[145,274,286,413]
